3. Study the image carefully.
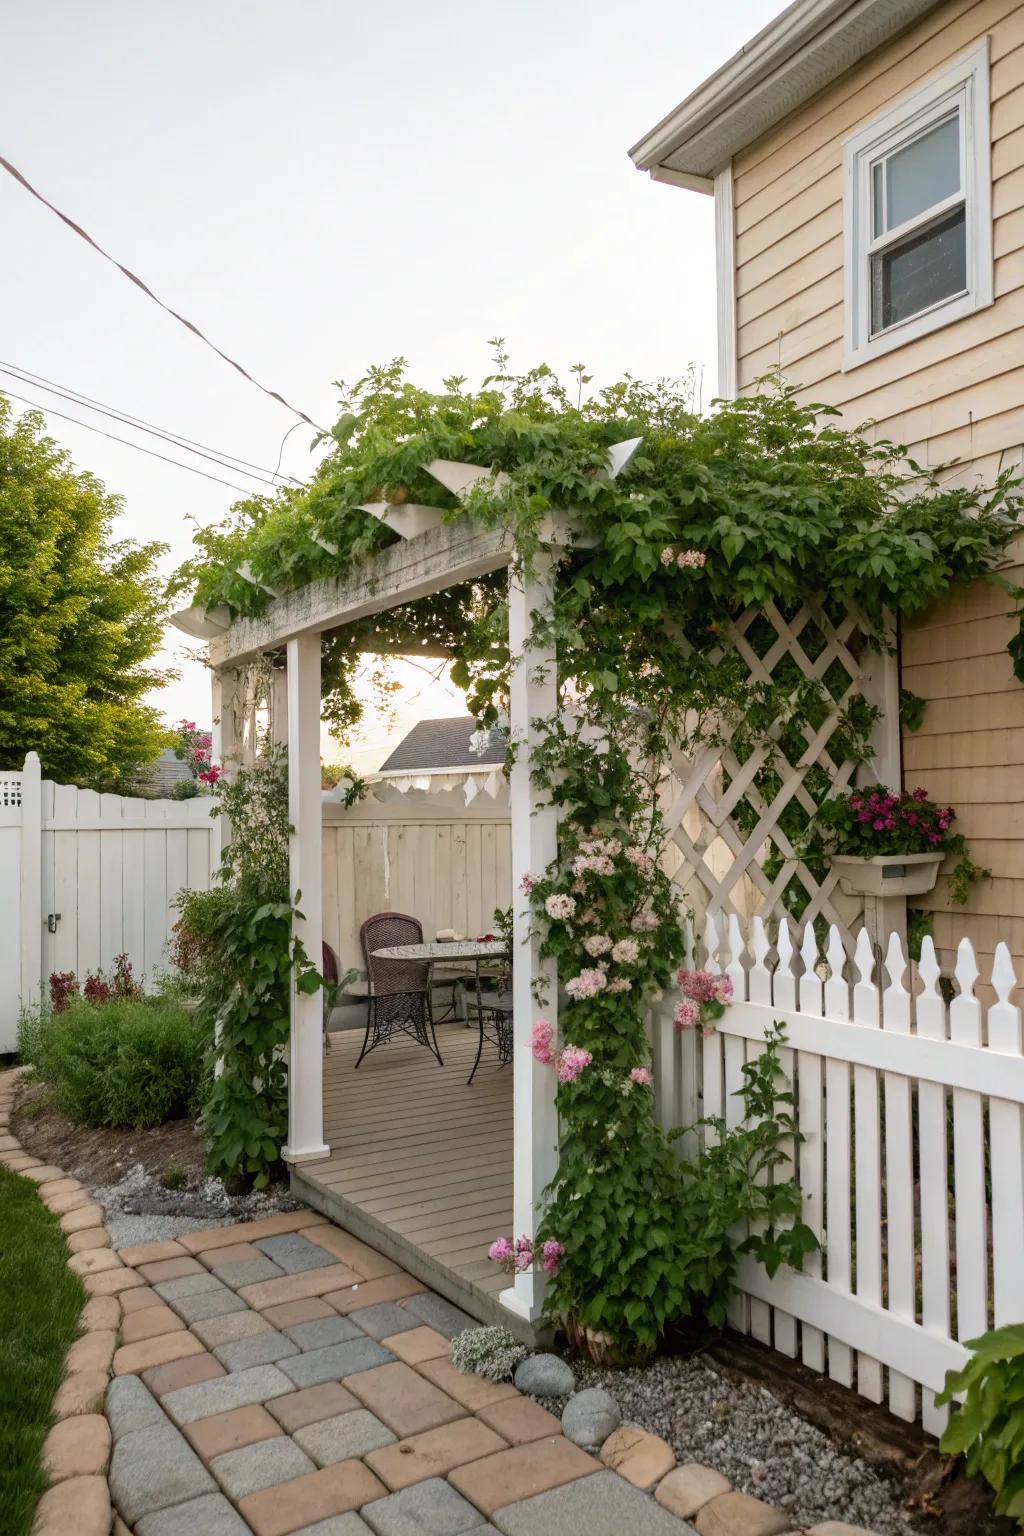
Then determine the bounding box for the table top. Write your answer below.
[371,940,508,961]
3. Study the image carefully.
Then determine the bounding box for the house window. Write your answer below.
[843,42,992,368]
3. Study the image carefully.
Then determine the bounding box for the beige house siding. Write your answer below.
[730,0,1024,968]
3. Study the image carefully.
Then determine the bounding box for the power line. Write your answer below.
[3,387,257,493]
[0,359,304,484]
[0,363,287,488]
[0,151,328,433]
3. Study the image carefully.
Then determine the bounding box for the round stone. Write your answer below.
[513,1352,576,1397]
[561,1386,621,1449]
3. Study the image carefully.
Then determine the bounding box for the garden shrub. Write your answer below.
[449,1326,529,1382]
[26,998,207,1129]
[937,1323,1024,1523]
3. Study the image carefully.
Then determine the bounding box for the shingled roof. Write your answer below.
[378,717,507,773]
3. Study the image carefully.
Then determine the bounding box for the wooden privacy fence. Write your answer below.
[651,913,1024,1436]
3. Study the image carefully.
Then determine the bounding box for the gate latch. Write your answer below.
[47,913,61,933]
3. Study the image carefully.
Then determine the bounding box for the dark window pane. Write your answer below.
[870,205,966,332]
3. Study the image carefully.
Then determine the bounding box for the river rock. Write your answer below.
[513,1352,576,1397]
[561,1387,621,1448]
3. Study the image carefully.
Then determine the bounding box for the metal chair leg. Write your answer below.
[354,997,373,1068]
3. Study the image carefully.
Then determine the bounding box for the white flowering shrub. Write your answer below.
[449,1325,529,1382]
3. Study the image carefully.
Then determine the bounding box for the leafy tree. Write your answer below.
[0,397,169,788]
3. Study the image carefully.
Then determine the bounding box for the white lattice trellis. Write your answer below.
[661,599,890,948]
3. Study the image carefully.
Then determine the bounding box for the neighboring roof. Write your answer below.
[629,0,941,186]
[145,747,195,794]
[378,717,507,773]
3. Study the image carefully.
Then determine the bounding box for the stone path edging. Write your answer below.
[0,1065,877,1536]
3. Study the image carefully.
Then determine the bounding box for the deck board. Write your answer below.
[291,1022,520,1333]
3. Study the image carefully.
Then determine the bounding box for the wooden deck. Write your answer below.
[290,1022,521,1334]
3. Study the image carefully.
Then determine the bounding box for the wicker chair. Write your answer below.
[357,912,443,1068]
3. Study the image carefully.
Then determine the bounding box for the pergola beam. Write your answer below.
[210,520,513,667]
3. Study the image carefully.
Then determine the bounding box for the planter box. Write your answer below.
[831,851,942,898]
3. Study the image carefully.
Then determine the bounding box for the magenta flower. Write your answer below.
[488,1237,513,1263]
[541,1240,564,1274]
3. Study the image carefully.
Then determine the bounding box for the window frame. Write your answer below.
[842,40,992,370]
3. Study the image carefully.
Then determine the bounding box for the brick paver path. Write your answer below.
[104,1212,699,1536]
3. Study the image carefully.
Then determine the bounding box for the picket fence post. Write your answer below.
[19,752,42,1013]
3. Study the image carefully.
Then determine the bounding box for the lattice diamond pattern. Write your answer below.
[661,600,874,945]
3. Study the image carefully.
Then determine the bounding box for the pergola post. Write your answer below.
[269,659,289,748]
[209,667,237,871]
[282,632,329,1164]
[501,556,560,1323]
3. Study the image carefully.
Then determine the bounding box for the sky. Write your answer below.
[2,0,786,770]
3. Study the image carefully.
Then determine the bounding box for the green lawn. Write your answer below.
[0,1166,85,1536]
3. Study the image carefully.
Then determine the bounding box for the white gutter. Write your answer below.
[629,0,940,185]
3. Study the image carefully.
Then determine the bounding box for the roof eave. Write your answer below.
[629,0,941,183]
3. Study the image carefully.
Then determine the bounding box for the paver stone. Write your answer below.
[599,1423,675,1489]
[43,1413,112,1480]
[293,1409,396,1465]
[239,1459,387,1536]
[106,1375,164,1441]
[109,1418,216,1524]
[192,1308,273,1348]
[447,1436,598,1516]
[30,1474,111,1536]
[414,1356,518,1413]
[135,1492,253,1536]
[284,1315,363,1351]
[378,1326,450,1366]
[279,1337,395,1389]
[364,1418,507,1492]
[113,1329,205,1376]
[656,1464,733,1519]
[65,1329,116,1373]
[267,1382,362,1434]
[401,1293,475,1338]
[256,1233,340,1273]
[210,1434,315,1499]
[361,1477,487,1536]
[477,1395,561,1445]
[344,1361,464,1437]
[143,1352,227,1398]
[325,1275,426,1314]
[184,1402,282,1462]
[120,1305,185,1344]
[491,1469,691,1536]
[694,1491,791,1536]
[347,1302,423,1341]
[214,1329,300,1372]
[53,1370,109,1418]
[162,1363,295,1425]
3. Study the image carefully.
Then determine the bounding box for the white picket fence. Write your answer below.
[651,912,1024,1435]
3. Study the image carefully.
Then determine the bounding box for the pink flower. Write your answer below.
[513,1235,534,1272]
[677,968,719,1003]
[488,1237,513,1263]
[556,1045,592,1083]
[197,766,221,785]
[660,546,676,566]
[605,838,622,857]
[541,1239,564,1274]
[630,1066,653,1086]
[573,854,615,878]
[520,872,536,894]
[606,977,632,994]
[545,893,576,920]
[580,908,599,926]
[624,847,654,874]
[583,934,613,957]
[631,910,659,932]
[712,975,734,1004]
[565,967,608,1001]
[673,998,699,1031]
[611,937,640,965]
[530,1019,555,1065]
[677,548,706,569]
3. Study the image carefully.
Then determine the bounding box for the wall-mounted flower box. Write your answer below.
[831,851,943,898]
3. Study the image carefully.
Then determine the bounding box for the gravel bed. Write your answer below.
[553,1354,916,1535]
[90,1162,304,1250]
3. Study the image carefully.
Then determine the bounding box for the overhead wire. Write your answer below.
[0,359,305,485]
[0,151,328,433]
[2,387,258,493]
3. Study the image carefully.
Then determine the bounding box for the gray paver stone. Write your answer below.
[255,1233,339,1272]
[402,1293,474,1338]
[215,1330,300,1372]
[285,1315,364,1351]
[161,1364,294,1425]
[561,1387,621,1449]
[291,1519,375,1536]
[170,1288,250,1326]
[293,1409,396,1465]
[513,1353,576,1397]
[492,1471,693,1536]
[192,1309,273,1349]
[136,1493,252,1536]
[349,1302,424,1341]
[362,1477,489,1536]
[106,1374,164,1441]
[110,1419,215,1524]
[210,1434,315,1499]
[214,1256,285,1289]
[155,1272,225,1302]
[279,1337,395,1388]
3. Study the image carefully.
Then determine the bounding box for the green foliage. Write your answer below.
[449,1326,529,1382]
[937,1323,1024,1523]
[0,395,170,788]
[22,997,207,1129]
[900,687,927,733]
[175,750,321,1189]
[539,1021,817,1355]
[0,1166,85,1536]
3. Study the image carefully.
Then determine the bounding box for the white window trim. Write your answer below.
[842,39,992,371]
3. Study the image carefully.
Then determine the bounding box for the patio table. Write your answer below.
[371,939,509,1084]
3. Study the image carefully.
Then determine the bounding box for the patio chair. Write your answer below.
[357,911,444,1068]
[467,957,513,1084]
[322,940,340,1055]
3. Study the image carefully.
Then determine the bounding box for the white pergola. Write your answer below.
[173,446,638,1323]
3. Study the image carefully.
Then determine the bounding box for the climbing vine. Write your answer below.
[175,350,1024,1341]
